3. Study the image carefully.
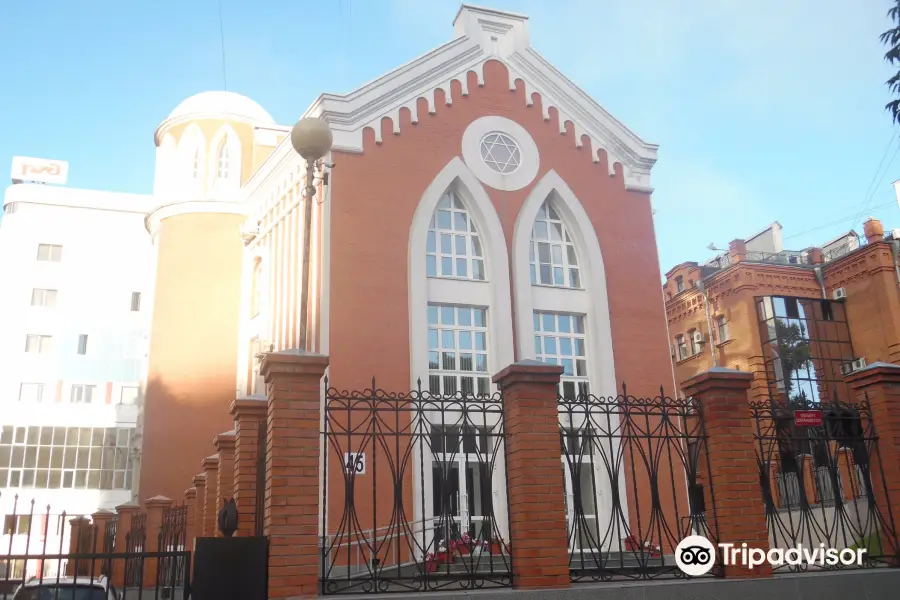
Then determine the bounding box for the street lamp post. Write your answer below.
[290,117,333,351]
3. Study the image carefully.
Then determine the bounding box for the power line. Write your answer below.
[783,200,896,242]
[218,0,228,90]
[848,126,899,228]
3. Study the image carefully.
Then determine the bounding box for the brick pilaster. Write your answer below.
[493,360,570,590]
[143,495,172,589]
[184,487,198,551]
[845,362,900,562]
[231,396,268,537]
[215,431,237,504]
[683,367,771,578]
[111,504,140,587]
[191,474,207,537]
[259,351,328,600]
[202,455,220,537]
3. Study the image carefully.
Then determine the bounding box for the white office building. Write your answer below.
[0,176,156,535]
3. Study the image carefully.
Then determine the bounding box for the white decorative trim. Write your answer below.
[408,156,515,391]
[461,116,539,191]
[145,200,249,237]
[512,169,616,396]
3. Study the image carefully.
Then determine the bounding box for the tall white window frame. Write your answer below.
[216,142,230,180]
[178,124,206,194]
[408,157,515,555]
[534,311,589,399]
[208,125,242,192]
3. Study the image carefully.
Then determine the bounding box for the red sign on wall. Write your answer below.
[794,409,824,427]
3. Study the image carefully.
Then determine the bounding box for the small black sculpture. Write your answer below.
[218,498,239,537]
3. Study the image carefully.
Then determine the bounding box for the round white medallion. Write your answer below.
[461,116,539,191]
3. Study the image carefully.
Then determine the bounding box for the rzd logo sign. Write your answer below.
[10,156,69,185]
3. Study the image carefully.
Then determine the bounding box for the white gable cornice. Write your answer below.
[242,4,658,201]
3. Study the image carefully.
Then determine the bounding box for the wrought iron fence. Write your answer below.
[321,378,512,595]
[157,505,188,587]
[559,385,718,582]
[0,492,191,598]
[752,396,900,571]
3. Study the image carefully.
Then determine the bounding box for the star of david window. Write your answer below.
[479,132,521,174]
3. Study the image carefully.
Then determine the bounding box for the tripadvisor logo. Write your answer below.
[674,535,867,575]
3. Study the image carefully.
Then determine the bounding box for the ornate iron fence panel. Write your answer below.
[752,395,900,572]
[321,378,512,595]
[559,385,718,582]
[157,505,188,587]
[124,513,146,587]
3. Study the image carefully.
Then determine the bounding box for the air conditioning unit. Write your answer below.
[833,287,847,300]
[840,357,867,376]
[692,331,706,345]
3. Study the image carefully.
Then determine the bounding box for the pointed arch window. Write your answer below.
[216,141,230,180]
[191,149,201,180]
[426,191,485,281]
[529,200,580,288]
[251,259,263,317]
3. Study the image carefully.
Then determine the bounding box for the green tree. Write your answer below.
[882,2,900,123]
[772,319,812,402]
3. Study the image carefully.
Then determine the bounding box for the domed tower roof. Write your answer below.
[155,91,275,144]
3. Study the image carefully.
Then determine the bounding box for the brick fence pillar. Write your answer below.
[192,474,207,537]
[184,487,198,551]
[493,360,570,590]
[66,516,92,576]
[845,362,900,562]
[259,351,328,600]
[111,504,139,587]
[216,431,237,503]
[90,510,115,576]
[683,367,771,578]
[231,396,268,537]
[202,455,220,537]
[142,495,172,589]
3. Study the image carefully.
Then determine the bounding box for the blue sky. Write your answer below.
[1,0,898,272]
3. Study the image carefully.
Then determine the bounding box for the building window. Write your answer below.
[3,202,18,215]
[479,132,520,174]
[119,386,139,406]
[427,304,490,396]
[36,244,62,262]
[756,295,855,404]
[31,288,58,308]
[77,334,89,355]
[534,311,588,399]
[0,425,134,490]
[130,292,141,312]
[675,276,684,293]
[18,383,43,403]
[676,335,688,361]
[529,201,580,288]
[70,384,96,404]
[2,515,31,536]
[821,300,834,322]
[688,329,698,356]
[716,316,729,342]
[216,142,230,180]
[426,192,485,280]
[24,335,52,354]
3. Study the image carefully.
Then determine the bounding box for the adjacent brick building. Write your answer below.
[664,216,900,402]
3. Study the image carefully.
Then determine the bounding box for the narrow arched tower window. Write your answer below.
[216,141,230,180]
[530,200,580,288]
[426,191,485,281]
[192,149,201,180]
